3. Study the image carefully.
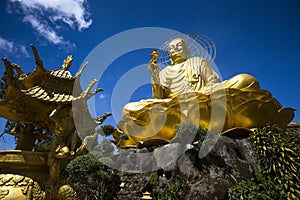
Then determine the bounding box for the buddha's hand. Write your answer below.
[148,60,160,83]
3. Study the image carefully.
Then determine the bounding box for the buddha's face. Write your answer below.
[168,38,190,64]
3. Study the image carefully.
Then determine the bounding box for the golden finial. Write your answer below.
[62,55,73,70]
[150,50,159,64]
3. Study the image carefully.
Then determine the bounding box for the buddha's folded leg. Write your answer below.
[223,74,260,91]
[122,98,172,116]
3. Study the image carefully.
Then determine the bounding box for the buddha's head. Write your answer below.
[168,38,190,64]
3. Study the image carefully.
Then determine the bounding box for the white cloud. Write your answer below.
[8,0,92,47]
[98,93,107,100]
[0,37,29,57]
[10,0,92,31]
[23,15,65,45]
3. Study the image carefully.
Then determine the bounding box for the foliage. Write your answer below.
[172,123,197,145]
[66,153,113,200]
[0,74,15,141]
[149,173,187,200]
[229,124,300,200]
[90,138,115,168]
[0,72,7,100]
[0,120,16,138]
[33,131,54,152]
[96,125,116,137]
[228,175,282,200]
[172,123,208,149]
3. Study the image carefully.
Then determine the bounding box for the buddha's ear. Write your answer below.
[186,47,191,58]
[182,41,190,58]
[170,57,174,65]
[169,53,174,65]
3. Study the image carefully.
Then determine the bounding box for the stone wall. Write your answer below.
[113,136,258,199]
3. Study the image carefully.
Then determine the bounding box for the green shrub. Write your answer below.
[229,124,300,200]
[150,174,187,200]
[66,154,111,199]
[172,123,208,148]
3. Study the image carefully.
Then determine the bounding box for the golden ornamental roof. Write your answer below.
[0,45,102,131]
[21,86,74,103]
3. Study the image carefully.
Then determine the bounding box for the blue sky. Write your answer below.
[0,0,299,149]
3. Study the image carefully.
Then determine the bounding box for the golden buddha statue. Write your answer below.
[113,37,294,148]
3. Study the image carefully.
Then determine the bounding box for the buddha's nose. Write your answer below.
[172,48,180,54]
